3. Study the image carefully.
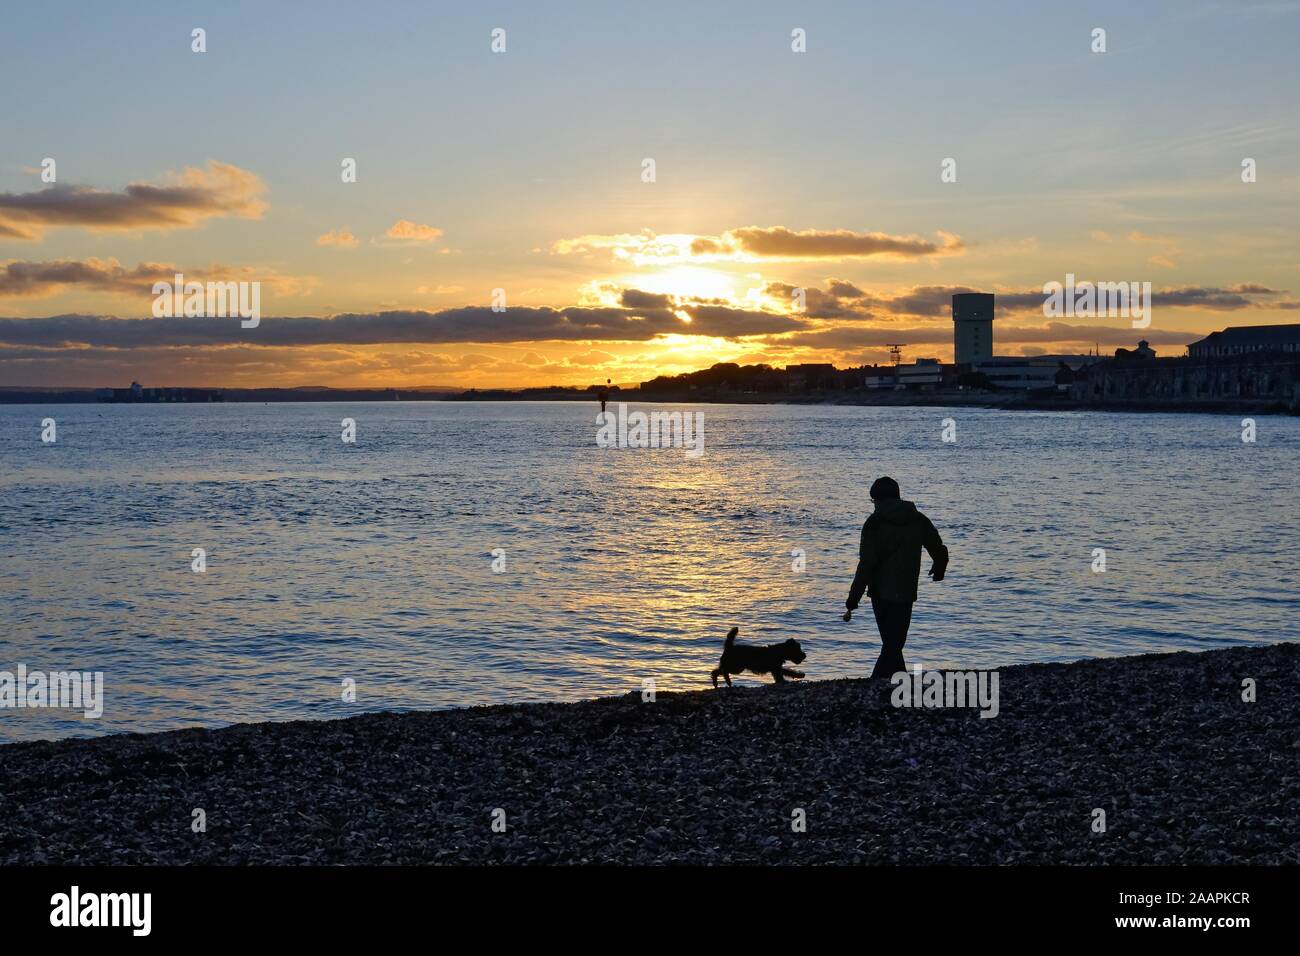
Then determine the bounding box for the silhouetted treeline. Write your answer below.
[446,384,623,401]
[642,362,779,392]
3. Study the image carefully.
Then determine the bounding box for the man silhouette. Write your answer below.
[842,477,948,679]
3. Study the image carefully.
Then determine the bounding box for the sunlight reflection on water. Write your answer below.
[2,401,1297,740]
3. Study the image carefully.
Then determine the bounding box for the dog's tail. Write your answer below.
[724,626,738,649]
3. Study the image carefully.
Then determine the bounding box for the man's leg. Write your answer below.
[869,597,914,679]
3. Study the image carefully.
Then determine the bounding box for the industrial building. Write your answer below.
[972,355,1094,390]
[1187,324,1300,359]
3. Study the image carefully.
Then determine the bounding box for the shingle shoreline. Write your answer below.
[1,642,1296,865]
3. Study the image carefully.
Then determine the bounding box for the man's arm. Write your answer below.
[845,519,877,610]
[923,516,949,581]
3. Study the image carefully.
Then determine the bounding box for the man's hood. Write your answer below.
[874,498,919,524]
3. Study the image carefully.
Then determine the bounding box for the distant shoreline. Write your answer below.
[2,386,1295,415]
[487,391,1297,415]
[2,641,1294,864]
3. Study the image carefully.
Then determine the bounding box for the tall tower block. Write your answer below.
[952,292,994,365]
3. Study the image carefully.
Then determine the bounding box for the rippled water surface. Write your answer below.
[2,401,1297,741]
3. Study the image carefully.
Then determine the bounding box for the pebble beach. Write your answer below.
[1,642,1295,865]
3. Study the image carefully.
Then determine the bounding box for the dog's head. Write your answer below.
[782,639,806,665]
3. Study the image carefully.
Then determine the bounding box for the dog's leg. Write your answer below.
[771,668,785,683]
[782,667,805,680]
[710,668,720,689]
[724,672,732,687]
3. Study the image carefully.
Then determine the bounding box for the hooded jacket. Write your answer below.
[846,499,948,608]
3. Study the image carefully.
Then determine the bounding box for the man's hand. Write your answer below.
[928,565,945,582]
[842,609,853,622]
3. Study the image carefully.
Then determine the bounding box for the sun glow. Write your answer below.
[646,333,768,370]
[620,265,741,303]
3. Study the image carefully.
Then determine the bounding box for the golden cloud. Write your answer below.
[0,161,267,241]
[382,220,444,244]
[316,229,360,248]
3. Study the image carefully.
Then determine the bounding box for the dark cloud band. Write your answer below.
[0,304,807,349]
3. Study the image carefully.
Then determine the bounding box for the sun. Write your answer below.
[621,265,741,303]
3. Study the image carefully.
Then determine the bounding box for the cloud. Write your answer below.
[381,220,443,244]
[0,302,806,349]
[761,281,874,319]
[551,231,700,263]
[1153,285,1282,309]
[763,280,1287,319]
[715,226,965,260]
[875,285,982,316]
[0,258,171,297]
[316,229,359,248]
[682,305,807,337]
[826,279,866,299]
[760,281,1004,319]
[0,161,267,241]
[619,288,673,309]
[552,226,964,264]
[0,258,313,298]
[987,324,1204,345]
[4,280,1282,373]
